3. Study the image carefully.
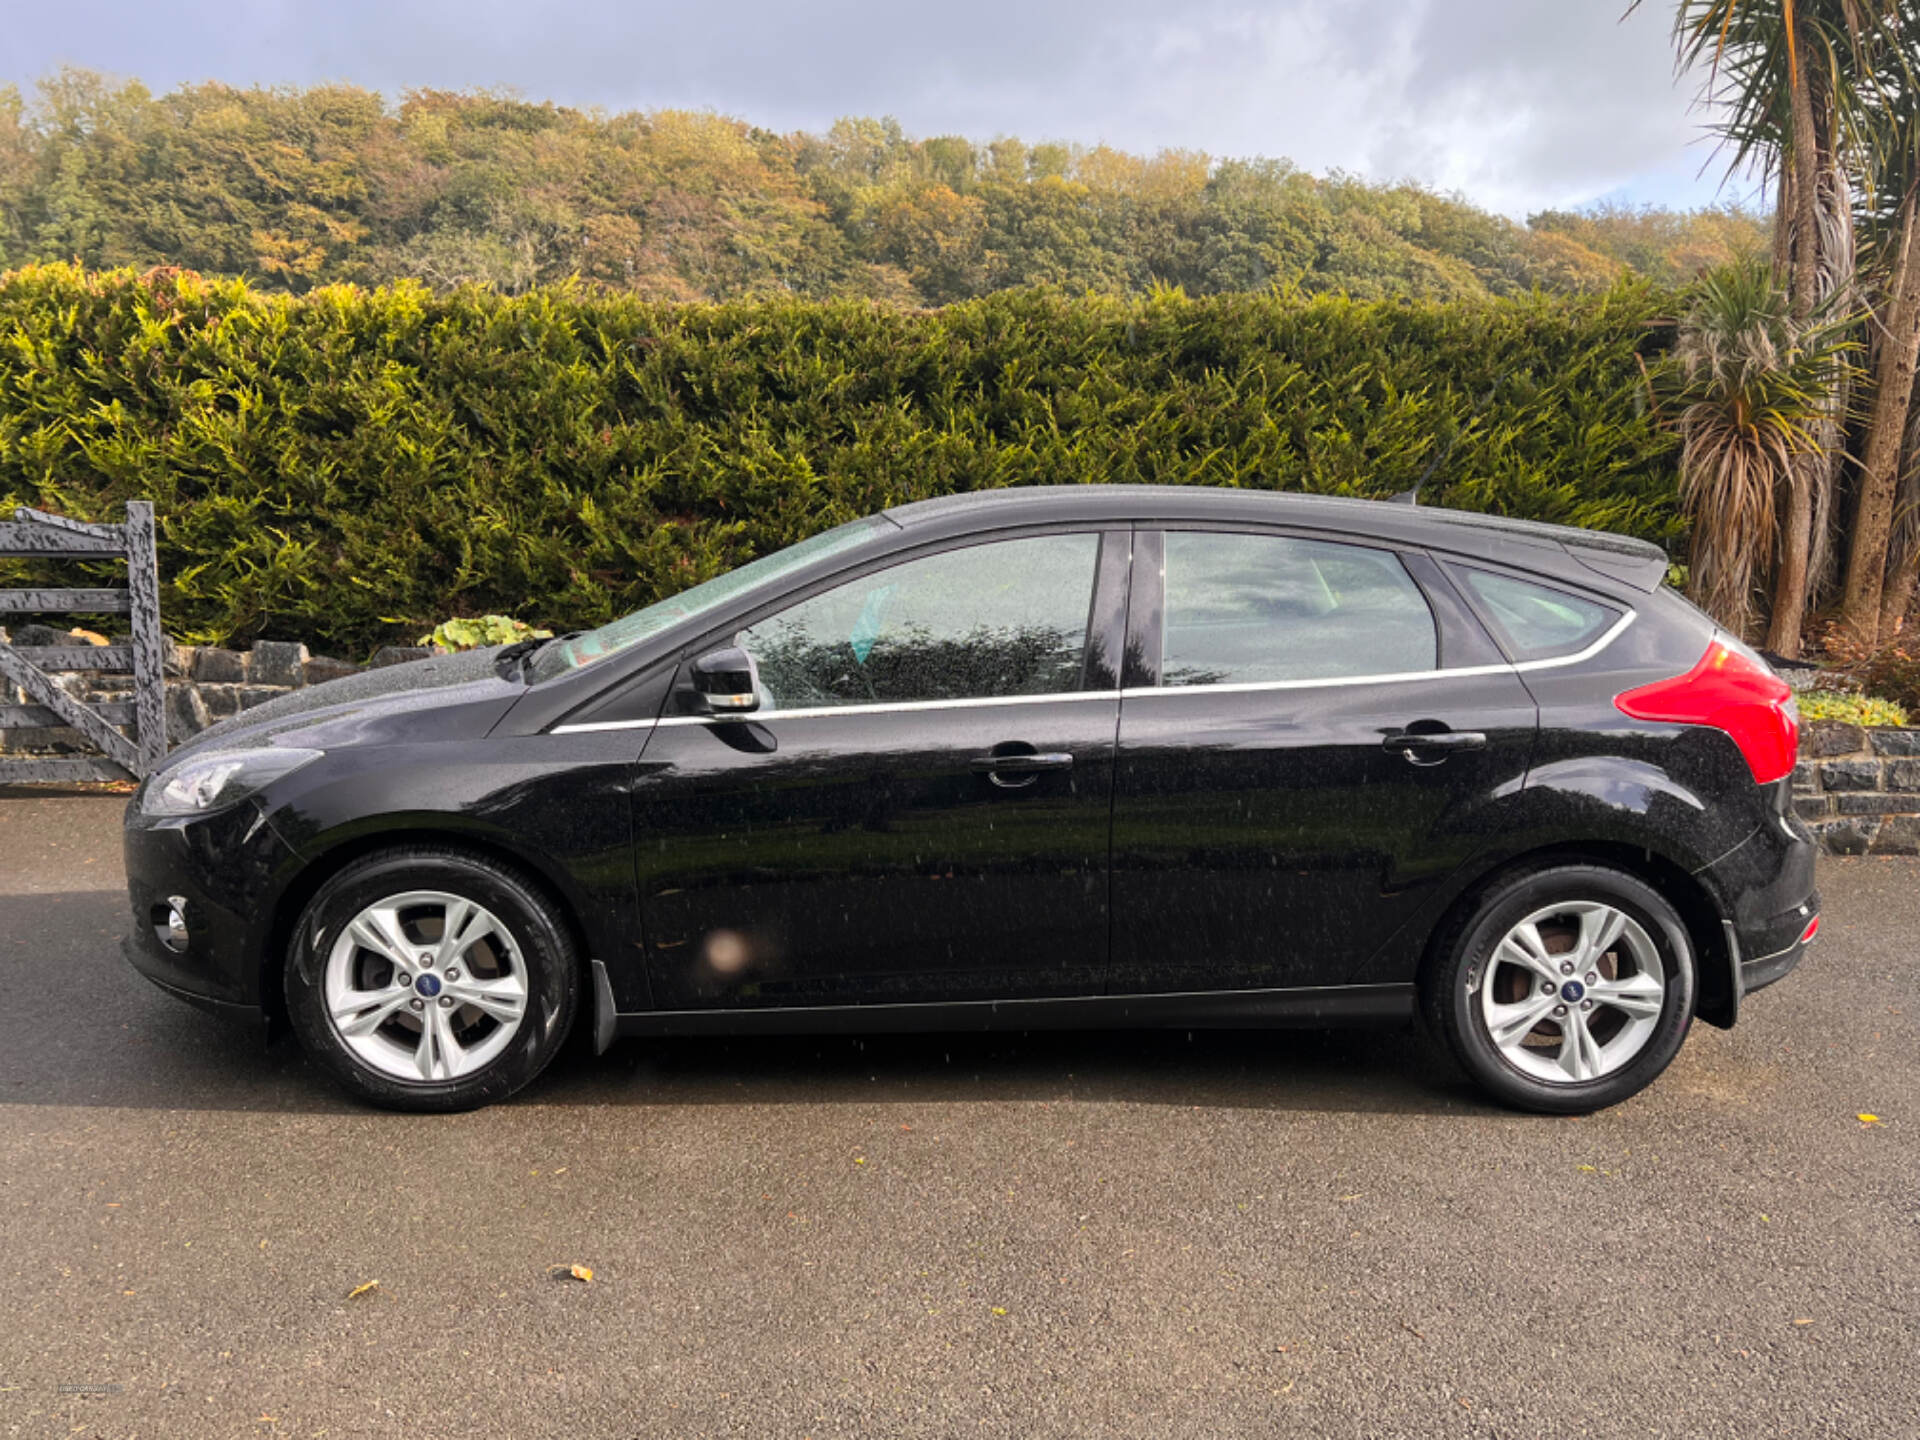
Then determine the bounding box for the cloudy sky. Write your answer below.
[5,0,1754,218]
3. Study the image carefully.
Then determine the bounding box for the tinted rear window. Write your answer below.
[1161,532,1438,686]
[1458,568,1618,659]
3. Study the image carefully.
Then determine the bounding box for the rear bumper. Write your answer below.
[1698,805,1819,1018]
[1736,904,1819,998]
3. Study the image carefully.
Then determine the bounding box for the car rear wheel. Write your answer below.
[1424,864,1696,1114]
[285,847,579,1111]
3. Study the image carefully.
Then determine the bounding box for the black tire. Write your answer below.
[1421,863,1697,1115]
[285,846,580,1112]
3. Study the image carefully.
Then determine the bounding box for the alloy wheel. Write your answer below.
[1476,901,1666,1085]
[321,890,529,1083]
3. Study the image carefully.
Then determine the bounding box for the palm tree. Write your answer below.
[1841,21,1920,641]
[1648,0,1906,652]
[1665,258,1856,639]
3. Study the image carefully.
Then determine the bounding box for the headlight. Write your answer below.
[140,747,323,817]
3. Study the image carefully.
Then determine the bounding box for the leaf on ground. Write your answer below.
[346,1280,379,1300]
[1792,1317,1814,1326]
[1857,1113,1881,1125]
[990,1306,1008,1316]
[549,1263,594,1283]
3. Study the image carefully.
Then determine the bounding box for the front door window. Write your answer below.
[738,532,1102,709]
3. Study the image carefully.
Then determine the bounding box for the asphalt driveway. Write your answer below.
[1,792,1914,1440]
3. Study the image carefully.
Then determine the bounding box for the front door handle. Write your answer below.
[970,751,1074,788]
[1384,730,1487,764]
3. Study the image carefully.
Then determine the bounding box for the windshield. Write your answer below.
[526,515,893,682]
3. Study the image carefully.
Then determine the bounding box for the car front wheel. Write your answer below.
[1424,864,1697,1114]
[285,846,580,1112]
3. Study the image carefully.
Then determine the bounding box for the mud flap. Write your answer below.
[590,958,617,1055]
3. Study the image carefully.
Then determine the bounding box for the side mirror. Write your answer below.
[690,645,760,714]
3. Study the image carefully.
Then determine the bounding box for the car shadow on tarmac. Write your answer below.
[0,888,1485,1117]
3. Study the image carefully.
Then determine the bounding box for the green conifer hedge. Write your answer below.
[0,264,1681,657]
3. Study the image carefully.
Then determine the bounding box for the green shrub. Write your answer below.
[419,615,552,651]
[0,263,1682,658]
[1793,689,1910,728]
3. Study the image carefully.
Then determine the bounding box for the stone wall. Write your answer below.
[0,630,436,758]
[1792,720,1920,856]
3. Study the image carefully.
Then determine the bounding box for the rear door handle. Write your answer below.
[970,752,1074,788]
[1384,730,1487,762]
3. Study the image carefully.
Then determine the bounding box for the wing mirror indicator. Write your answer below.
[691,645,761,715]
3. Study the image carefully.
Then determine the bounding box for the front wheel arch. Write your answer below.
[262,827,597,1034]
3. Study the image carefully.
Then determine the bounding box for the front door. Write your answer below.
[632,528,1128,1009]
[1110,527,1538,994]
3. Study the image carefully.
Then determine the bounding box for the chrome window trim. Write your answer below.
[551,688,1123,735]
[547,611,1634,733]
[550,717,664,734]
[1510,609,1637,671]
[1122,610,1635,699]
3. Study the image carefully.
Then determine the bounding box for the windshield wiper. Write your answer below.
[495,631,581,682]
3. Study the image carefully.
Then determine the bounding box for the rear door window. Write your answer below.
[1160,531,1438,686]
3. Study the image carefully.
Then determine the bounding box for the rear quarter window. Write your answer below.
[1457,567,1620,660]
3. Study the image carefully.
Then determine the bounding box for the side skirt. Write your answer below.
[611,983,1414,1039]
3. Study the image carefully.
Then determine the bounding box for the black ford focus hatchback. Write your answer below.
[122,486,1818,1113]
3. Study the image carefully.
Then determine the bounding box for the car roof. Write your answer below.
[882,485,1670,594]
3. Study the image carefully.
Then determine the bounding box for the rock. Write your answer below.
[1835,791,1920,815]
[1867,727,1920,757]
[1812,817,1879,855]
[165,686,210,744]
[1817,759,1880,792]
[370,645,434,669]
[10,623,64,647]
[196,684,242,719]
[1792,794,1831,821]
[1773,664,1826,690]
[1869,815,1920,855]
[248,640,310,688]
[303,656,360,686]
[1801,721,1866,758]
[238,686,287,711]
[192,647,248,684]
[1885,757,1920,792]
[1790,760,1819,793]
[164,640,195,678]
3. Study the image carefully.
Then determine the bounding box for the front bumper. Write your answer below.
[120,797,300,1016]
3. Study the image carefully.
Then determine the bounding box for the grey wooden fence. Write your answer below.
[0,503,166,784]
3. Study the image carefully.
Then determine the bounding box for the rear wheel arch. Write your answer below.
[1417,841,1737,1029]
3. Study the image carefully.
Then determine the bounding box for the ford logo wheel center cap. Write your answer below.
[415,973,443,998]
[1560,979,1586,1003]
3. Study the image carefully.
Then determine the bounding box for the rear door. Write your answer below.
[1109,527,1538,994]
[632,528,1129,1009]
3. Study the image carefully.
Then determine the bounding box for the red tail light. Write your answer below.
[1614,639,1798,785]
